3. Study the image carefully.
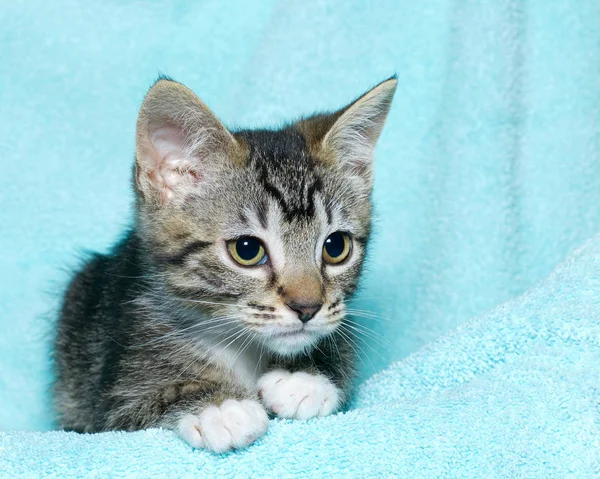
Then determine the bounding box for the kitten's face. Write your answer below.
[146,130,371,355]
[135,78,396,355]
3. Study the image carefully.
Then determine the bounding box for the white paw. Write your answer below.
[257,370,340,420]
[177,399,268,453]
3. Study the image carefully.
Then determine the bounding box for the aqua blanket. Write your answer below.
[3,233,600,476]
[2,0,600,477]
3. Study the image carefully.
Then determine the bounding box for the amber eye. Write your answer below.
[228,237,267,266]
[323,232,351,264]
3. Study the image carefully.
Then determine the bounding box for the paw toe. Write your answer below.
[177,414,205,449]
[257,371,340,420]
[177,399,269,452]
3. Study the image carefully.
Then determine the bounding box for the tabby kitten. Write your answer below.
[54,76,396,452]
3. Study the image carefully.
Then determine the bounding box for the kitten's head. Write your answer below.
[134,77,396,356]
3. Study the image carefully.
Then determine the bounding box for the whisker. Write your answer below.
[121,314,242,349]
[335,328,366,369]
[230,331,258,372]
[341,325,390,355]
[253,339,266,379]
[340,324,387,361]
[343,319,390,346]
[189,327,251,382]
[346,309,391,322]
[338,326,379,367]
[160,321,242,362]
[173,298,244,308]
[176,325,245,381]
[344,295,395,303]
[104,272,169,280]
[327,333,342,362]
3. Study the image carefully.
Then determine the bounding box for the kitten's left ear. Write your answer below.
[299,77,397,188]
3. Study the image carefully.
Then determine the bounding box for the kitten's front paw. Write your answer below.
[177,399,268,453]
[257,370,340,420]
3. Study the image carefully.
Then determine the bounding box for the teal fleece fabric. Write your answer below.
[3,233,600,477]
[1,0,600,476]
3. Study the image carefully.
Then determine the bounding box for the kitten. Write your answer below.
[53,76,396,453]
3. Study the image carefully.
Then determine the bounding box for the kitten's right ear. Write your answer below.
[135,79,242,205]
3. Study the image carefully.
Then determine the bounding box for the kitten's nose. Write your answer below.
[286,302,323,323]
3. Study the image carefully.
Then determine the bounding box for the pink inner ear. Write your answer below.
[151,125,188,167]
[145,125,202,200]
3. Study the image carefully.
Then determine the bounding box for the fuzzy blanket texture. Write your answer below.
[1,0,600,477]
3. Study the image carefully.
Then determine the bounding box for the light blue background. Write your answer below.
[1,0,599,431]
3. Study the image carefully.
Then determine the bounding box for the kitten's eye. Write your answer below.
[228,237,267,266]
[323,232,351,265]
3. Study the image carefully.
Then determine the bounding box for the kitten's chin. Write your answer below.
[264,332,320,356]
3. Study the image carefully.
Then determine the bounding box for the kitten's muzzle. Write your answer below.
[285,301,323,323]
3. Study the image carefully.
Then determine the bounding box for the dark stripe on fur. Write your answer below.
[256,201,268,229]
[256,163,323,222]
[325,201,332,225]
[305,177,322,218]
[155,241,211,266]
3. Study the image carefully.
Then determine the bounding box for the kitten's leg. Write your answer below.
[105,373,268,453]
[258,332,355,420]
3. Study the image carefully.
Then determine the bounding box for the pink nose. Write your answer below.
[286,302,323,323]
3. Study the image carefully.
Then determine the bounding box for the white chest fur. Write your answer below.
[196,334,267,392]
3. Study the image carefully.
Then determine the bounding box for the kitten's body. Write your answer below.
[54,78,396,452]
[55,231,353,432]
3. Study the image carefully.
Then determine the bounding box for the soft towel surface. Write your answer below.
[3,232,600,477]
[2,0,600,476]
[2,0,600,433]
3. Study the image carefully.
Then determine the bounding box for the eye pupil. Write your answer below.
[236,237,261,261]
[325,233,346,258]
